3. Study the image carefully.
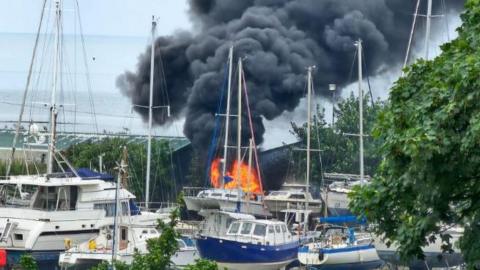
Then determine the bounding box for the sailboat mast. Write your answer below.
[425,0,433,60]
[357,40,365,185]
[47,0,61,174]
[236,59,242,188]
[305,66,313,234]
[222,46,234,188]
[146,16,156,209]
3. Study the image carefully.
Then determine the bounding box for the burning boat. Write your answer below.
[183,46,270,217]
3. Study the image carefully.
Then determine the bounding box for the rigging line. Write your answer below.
[311,85,326,190]
[29,4,52,121]
[441,0,450,41]
[75,0,99,134]
[347,49,358,85]
[167,140,178,199]
[241,70,264,194]
[404,0,421,69]
[6,0,48,177]
[204,62,229,187]
[361,46,376,109]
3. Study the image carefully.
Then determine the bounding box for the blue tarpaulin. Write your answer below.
[129,199,141,215]
[74,168,114,181]
[318,215,367,224]
[224,175,234,184]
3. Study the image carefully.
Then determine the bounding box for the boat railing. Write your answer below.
[182,186,209,197]
[136,201,178,213]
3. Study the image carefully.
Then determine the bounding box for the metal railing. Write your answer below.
[135,201,178,213]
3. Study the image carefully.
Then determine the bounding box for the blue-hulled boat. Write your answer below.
[195,210,299,270]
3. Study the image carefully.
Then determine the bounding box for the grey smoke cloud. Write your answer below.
[117,0,465,152]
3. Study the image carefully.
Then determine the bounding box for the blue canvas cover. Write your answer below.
[75,168,115,181]
[318,215,367,224]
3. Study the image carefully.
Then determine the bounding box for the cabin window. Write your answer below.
[289,194,305,199]
[240,223,253,235]
[281,225,287,233]
[225,194,237,198]
[268,226,274,234]
[275,225,281,233]
[94,202,129,217]
[14,234,23,241]
[269,191,287,196]
[0,184,38,208]
[228,223,240,234]
[177,239,186,248]
[210,193,222,197]
[253,224,266,236]
[150,229,157,234]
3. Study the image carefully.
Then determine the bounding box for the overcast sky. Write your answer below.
[0,0,191,36]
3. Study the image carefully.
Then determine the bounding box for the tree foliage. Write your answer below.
[15,254,38,270]
[350,0,480,266]
[290,94,383,185]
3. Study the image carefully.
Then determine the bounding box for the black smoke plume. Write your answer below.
[117,0,465,152]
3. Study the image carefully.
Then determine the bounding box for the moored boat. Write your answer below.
[298,216,382,270]
[195,210,299,270]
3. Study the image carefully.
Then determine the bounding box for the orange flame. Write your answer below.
[210,158,261,194]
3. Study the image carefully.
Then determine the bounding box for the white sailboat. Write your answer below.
[183,48,270,217]
[297,51,382,270]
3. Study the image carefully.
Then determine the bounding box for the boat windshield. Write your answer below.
[268,191,288,197]
[253,224,266,236]
[0,184,38,208]
[0,184,78,211]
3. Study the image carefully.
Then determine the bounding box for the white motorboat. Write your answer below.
[58,223,198,269]
[264,183,322,214]
[0,170,167,268]
[184,188,270,216]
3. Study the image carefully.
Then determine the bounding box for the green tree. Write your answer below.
[16,254,37,270]
[290,94,383,185]
[350,0,480,267]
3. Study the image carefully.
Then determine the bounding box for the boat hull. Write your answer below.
[184,196,270,216]
[4,249,62,270]
[196,236,298,270]
[324,191,352,216]
[298,244,383,270]
[59,248,199,269]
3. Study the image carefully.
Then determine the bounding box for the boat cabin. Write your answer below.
[225,220,293,246]
[0,175,135,216]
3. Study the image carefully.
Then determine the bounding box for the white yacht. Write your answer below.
[0,171,166,268]
[58,223,198,269]
[184,188,270,216]
[264,183,322,214]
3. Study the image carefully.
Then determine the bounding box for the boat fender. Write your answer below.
[88,239,97,250]
[318,251,324,261]
[64,238,72,250]
[0,249,5,267]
